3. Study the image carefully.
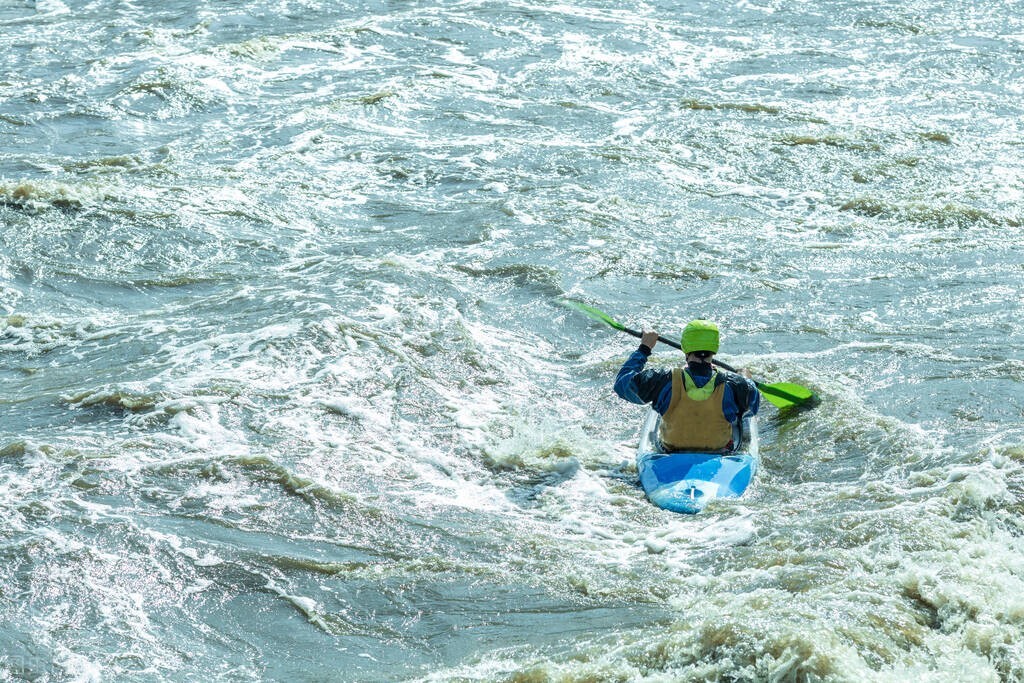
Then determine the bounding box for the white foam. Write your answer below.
[264,580,331,632]
[53,648,102,683]
[320,396,377,423]
[182,579,214,595]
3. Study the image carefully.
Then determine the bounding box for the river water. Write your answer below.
[1,0,1022,680]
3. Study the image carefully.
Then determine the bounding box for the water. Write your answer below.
[2,0,1022,680]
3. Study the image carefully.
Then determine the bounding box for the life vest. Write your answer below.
[658,368,734,451]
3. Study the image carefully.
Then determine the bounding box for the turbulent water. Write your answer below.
[2,0,1023,680]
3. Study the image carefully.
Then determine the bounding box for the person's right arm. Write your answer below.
[614,330,669,407]
[614,346,653,404]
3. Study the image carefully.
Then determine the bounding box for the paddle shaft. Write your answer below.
[618,325,742,374]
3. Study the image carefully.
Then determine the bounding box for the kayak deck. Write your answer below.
[636,409,759,514]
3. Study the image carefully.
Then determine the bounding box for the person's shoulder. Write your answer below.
[640,366,673,380]
[634,366,673,389]
[718,370,751,388]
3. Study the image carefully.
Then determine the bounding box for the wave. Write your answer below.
[0,180,117,212]
[839,197,1022,228]
[225,454,360,509]
[62,386,162,412]
[853,18,926,35]
[681,98,783,115]
[112,66,232,119]
[451,263,564,296]
[779,134,883,152]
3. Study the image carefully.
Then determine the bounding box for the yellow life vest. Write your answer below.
[658,368,733,451]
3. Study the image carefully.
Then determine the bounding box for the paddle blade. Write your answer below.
[756,381,815,409]
[560,300,626,331]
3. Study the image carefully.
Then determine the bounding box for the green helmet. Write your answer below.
[681,319,719,354]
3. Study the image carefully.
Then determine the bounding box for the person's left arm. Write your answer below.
[722,375,760,423]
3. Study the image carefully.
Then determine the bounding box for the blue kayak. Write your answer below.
[636,409,759,514]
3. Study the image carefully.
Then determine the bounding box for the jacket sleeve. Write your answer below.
[743,378,760,416]
[614,347,669,406]
[723,375,760,422]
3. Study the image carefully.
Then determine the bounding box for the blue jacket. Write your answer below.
[614,345,760,423]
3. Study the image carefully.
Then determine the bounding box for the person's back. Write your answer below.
[613,319,759,452]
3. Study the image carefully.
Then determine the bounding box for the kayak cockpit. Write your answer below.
[636,410,759,514]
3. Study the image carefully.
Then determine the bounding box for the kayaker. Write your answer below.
[614,319,760,452]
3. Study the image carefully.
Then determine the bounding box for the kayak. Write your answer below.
[636,409,759,514]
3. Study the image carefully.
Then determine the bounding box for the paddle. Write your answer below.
[562,301,814,409]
